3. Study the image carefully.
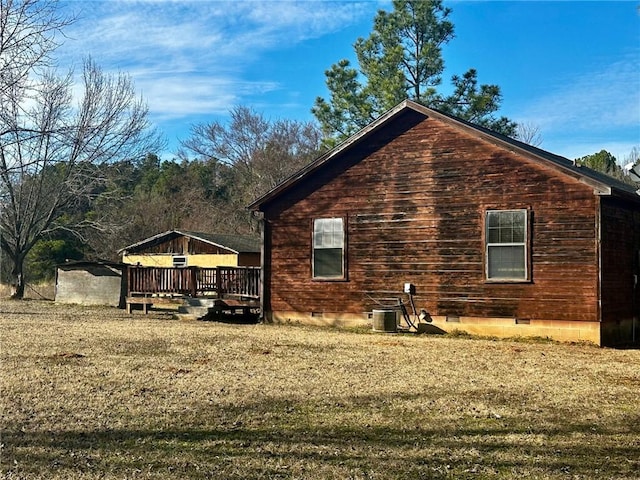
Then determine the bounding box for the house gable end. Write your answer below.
[119,231,254,256]
[250,100,633,214]
[258,108,427,217]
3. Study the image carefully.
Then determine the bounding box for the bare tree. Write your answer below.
[0,0,72,161]
[515,121,543,147]
[0,0,158,298]
[179,106,323,233]
[0,0,71,91]
[181,106,322,191]
[623,146,640,166]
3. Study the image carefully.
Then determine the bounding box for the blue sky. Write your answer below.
[58,1,639,163]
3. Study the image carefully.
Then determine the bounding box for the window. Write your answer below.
[486,209,528,281]
[172,255,188,268]
[313,218,345,279]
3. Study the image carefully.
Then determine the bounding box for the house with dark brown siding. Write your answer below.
[249,100,640,346]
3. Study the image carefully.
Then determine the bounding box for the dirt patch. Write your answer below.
[51,352,86,359]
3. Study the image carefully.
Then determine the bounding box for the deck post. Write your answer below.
[190,267,198,297]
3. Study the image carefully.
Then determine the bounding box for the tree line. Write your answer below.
[2,104,323,291]
[1,0,638,297]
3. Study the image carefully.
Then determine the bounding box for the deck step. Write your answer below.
[177,305,210,320]
[176,298,259,322]
[183,298,218,308]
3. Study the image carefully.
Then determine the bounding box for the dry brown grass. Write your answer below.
[1,300,639,479]
[0,283,54,301]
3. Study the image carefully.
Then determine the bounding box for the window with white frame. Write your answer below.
[486,209,528,281]
[172,255,188,268]
[313,217,345,279]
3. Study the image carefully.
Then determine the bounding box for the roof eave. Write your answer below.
[248,99,633,210]
[405,102,615,196]
[181,231,242,254]
[118,230,177,254]
[119,230,244,255]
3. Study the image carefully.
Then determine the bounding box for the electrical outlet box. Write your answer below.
[404,283,415,294]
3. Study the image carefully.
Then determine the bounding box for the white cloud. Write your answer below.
[516,52,640,133]
[511,50,640,162]
[62,1,371,62]
[57,0,374,124]
[135,74,281,120]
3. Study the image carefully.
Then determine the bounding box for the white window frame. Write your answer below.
[312,217,345,280]
[172,255,188,268]
[485,209,528,281]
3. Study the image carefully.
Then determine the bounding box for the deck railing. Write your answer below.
[127,266,260,299]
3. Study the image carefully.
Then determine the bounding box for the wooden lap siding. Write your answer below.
[599,197,640,343]
[264,117,600,324]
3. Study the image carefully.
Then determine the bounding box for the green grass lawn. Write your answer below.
[1,300,638,479]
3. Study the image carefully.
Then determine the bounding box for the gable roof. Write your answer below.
[119,230,260,255]
[249,100,639,211]
[57,260,128,270]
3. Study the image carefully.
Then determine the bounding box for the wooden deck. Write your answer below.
[126,266,260,313]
